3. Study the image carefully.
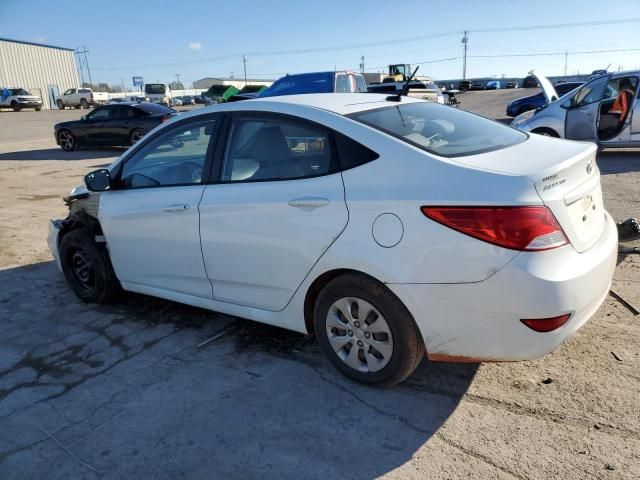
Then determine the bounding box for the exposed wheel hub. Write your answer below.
[71,249,94,289]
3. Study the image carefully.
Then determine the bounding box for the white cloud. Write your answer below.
[188,42,202,51]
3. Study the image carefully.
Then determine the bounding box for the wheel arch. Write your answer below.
[531,127,560,138]
[58,209,104,248]
[303,268,386,335]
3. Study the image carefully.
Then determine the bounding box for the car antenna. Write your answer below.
[387,66,420,102]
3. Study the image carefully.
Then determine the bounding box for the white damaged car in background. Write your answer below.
[512,71,640,148]
[48,93,617,386]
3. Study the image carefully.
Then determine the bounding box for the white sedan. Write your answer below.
[48,93,617,386]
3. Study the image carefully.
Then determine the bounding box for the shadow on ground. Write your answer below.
[0,262,477,479]
[597,149,640,175]
[0,148,122,161]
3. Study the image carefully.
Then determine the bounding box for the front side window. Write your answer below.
[120,120,217,188]
[87,107,112,120]
[221,117,334,182]
[349,102,527,157]
[573,77,608,107]
[64,89,75,95]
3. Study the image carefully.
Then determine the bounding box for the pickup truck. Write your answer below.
[0,88,43,111]
[56,88,109,109]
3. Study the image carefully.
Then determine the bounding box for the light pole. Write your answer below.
[461,31,468,80]
[242,54,247,87]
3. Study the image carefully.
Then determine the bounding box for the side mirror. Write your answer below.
[84,169,111,192]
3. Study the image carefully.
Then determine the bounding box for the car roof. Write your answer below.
[245,93,423,115]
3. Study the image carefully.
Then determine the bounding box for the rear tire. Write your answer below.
[129,128,146,145]
[11,101,20,112]
[81,98,89,109]
[59,228,120,303]
[314,273,425,386]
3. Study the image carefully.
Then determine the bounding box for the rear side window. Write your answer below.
[355,75,367,93]
[334,134,379,170]
[349,102,527,157]
[78,88,91,93]
[221,117,335,182]
[335,74,352,93]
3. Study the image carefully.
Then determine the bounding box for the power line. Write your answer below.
[469,18,640,33]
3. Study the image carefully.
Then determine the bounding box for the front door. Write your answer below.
[199,113,348,311]
[82,106,114,143]
[565,76,609,141]
[99,116,220,298]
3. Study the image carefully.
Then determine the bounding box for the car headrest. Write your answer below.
[252,126,290,165]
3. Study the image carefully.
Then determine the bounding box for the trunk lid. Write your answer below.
[449,135,605,253]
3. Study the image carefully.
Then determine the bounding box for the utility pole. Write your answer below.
[242,54,247,87]
[175,73,181,88]
[360,55,365,73]
[75,46,93,87]
[461,31,468,80]
[564,50,568,76]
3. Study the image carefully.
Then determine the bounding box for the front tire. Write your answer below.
[57,100,65,110]
[58,129,78,151]
[59,228,120,303]
[81,98,89,109]
[314,273,425,386]
[35,106,42,111]
[11,101,20,112]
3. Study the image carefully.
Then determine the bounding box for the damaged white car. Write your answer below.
[49,93,617,386]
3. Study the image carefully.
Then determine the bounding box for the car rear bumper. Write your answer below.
[388,211,618,361]
[47,219,63,272]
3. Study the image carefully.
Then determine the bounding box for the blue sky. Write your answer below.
[2,0,640,87]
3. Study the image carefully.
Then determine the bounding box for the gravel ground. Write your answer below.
[0,96,638,479]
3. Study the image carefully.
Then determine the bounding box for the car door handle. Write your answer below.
[288,197,330,210]
[162,203,191,213]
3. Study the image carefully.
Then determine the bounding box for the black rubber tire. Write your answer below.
[532,128,560,138]
[129,128,146,145]
[57,129,78,151]
[35,106,42,111]
[57,100,65,110]
[74,105,81,109]
[11,101,20,112]
[314,273,425,387]
[81,98,89,109]
[59,228,120,303]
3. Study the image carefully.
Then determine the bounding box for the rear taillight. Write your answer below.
[161,116,170,122]
[520,314,571,332]
[421,206,568,251]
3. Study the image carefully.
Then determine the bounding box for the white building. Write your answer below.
[0,37,80,109]
[193,77,272,90]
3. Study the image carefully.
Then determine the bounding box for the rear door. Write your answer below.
[199,113,348,311]
[565,76,609,141]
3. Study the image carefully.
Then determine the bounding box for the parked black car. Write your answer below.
[193,95,206,104]
[523,76,539,88]
[55,103,176,151]
[506,81,583,117]
[458,80,471,92]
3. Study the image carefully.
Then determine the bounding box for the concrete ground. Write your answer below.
[0,94,639,479]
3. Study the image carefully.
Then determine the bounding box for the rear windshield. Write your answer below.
[349,102,527,157]
[145,84,167,94]
[133,103,175,114]
[259,72,334,97]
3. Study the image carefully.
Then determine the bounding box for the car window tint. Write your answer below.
[120,120,216,188]
[335,133,379,170]
[113,106,137,119]
[350,102,526,157]
[221,117,334,182]
[355,75,367,92]
[573,77,608,107]
[87,108,112,120]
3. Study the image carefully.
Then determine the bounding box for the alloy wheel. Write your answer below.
[326,297,393,373]
[59,131,74,151]
[131,130,144,143]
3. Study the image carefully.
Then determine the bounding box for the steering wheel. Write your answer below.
[174,161,203,184]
